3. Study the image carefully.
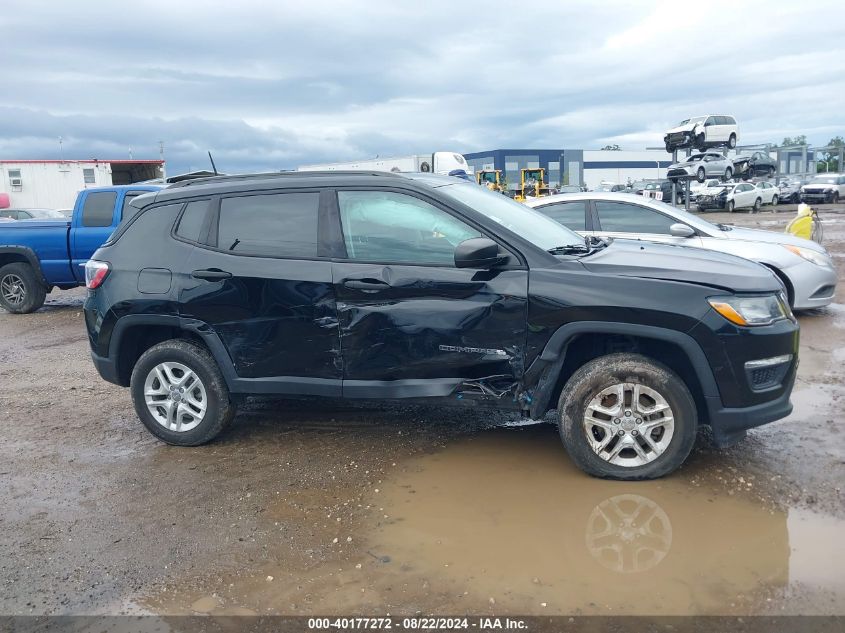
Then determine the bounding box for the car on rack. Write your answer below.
[667,152,733,183]
[526,191,835,310]
[85,171,798,481]
[696,182,763,213]
[801,174,845,204]
[664,115,738,152]
[733,152,777,180]
[0,208,67,221]
[778,178,808,204]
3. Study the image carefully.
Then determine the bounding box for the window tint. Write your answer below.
[119,192,145,221]
[217,192,319,257]
[596,201,675,235]
[81,191,117,227]
[338,190,480,265]
[175,200,211,243]
[537,201,587,231]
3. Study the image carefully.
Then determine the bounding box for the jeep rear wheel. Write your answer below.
[0,263,47,314]
[557,353,697,480]
[130,339,236,446]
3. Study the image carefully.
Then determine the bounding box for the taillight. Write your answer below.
[85,260,110,289]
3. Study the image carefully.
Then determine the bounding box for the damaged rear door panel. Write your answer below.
[330,188,529,402]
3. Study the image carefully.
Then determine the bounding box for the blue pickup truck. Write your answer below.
[0,184,161,313]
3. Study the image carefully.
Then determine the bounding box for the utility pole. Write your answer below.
[159,141,166,180]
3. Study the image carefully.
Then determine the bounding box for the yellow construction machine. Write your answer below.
[476,169,504,192]
[514,168,551,201]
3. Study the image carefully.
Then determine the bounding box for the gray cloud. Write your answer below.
[0,0,843,174]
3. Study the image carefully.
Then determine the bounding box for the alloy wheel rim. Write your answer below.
[583,382,675,467]
[1,274,26,306]
[143,361,207,432]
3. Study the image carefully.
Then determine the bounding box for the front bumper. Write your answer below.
[787,260,838,309]
[706,366,795,447]
[801,191,832,202]
[697,196,727,209]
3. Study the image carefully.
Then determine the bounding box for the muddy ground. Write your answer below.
[1,204,844,617]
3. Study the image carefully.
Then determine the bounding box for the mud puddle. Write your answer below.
[147,425,845,616]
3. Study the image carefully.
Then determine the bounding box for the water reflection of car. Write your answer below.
[0,208,67,220]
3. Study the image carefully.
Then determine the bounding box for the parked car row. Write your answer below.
[697,181,780,213]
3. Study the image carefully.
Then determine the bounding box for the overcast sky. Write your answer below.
[1,0,843,174]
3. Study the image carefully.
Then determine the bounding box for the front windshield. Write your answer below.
[437,182,583,249]
[687,154,704,162]
[679,117,705,125]
[811,176,837,184]
[26,208,66,219]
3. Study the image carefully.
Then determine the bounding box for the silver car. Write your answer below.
[525,192,837,309]
[667,152,734,183]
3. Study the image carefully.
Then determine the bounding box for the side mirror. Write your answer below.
[454,237,505,269]
[669,223,695,238]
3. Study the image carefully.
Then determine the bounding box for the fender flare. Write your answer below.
[107,314,237,388]
[526,321,720,419]
[0,246,47,285]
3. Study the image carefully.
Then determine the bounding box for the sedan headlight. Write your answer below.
[784,245,833,268]
[708,294,788,326]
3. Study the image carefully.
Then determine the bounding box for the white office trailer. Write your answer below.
[297,152,471,176]
[0,159,164,209]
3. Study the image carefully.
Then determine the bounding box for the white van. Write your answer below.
[664,115,738,152]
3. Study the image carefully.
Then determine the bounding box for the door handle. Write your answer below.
[342,279,390,291]
[191,268,232,281]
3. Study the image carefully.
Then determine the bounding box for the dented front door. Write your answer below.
[330,189,528,397]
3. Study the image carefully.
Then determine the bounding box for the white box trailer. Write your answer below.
[297,151,471,175]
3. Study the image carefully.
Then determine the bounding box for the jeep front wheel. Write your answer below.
[557,353,697,480]
[130,339,236,446]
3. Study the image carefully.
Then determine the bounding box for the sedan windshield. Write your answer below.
[437,182,583,249]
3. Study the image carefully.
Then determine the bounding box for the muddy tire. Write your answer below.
[130,339,236,446]
[557,353,697,480]
[0,262,47,314]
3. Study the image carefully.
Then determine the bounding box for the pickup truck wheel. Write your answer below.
[557,353,697,480]
[130,339,236,446]
[0,263,47,314]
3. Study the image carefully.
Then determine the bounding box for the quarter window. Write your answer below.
[536,201,587,231]
[81,191,117,227]
[217,192,319,258]
[337,190,480,265]
[595,201,675,235]
[175,200,211,243]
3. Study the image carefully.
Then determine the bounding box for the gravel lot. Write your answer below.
[1,204,844,617]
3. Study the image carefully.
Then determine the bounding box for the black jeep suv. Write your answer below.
[84,172,798,480]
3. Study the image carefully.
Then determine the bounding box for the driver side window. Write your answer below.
[595,201,675,235]
[337,190,481,265]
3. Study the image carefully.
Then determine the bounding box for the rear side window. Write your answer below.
[81,191,118,227]
[175,200,211,243]
[217,192,319,257]
[536,201,587,231]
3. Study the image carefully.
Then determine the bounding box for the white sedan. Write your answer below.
[696,182,763,213]
[525,192,837,309]
[755,181,779,207]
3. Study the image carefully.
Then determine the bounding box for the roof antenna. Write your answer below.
[208,151,219,175]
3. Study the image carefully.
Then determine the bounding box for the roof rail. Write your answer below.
[167,170,403,189]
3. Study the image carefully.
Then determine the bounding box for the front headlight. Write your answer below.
[783,245,833,268]
[708,294,788,326]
